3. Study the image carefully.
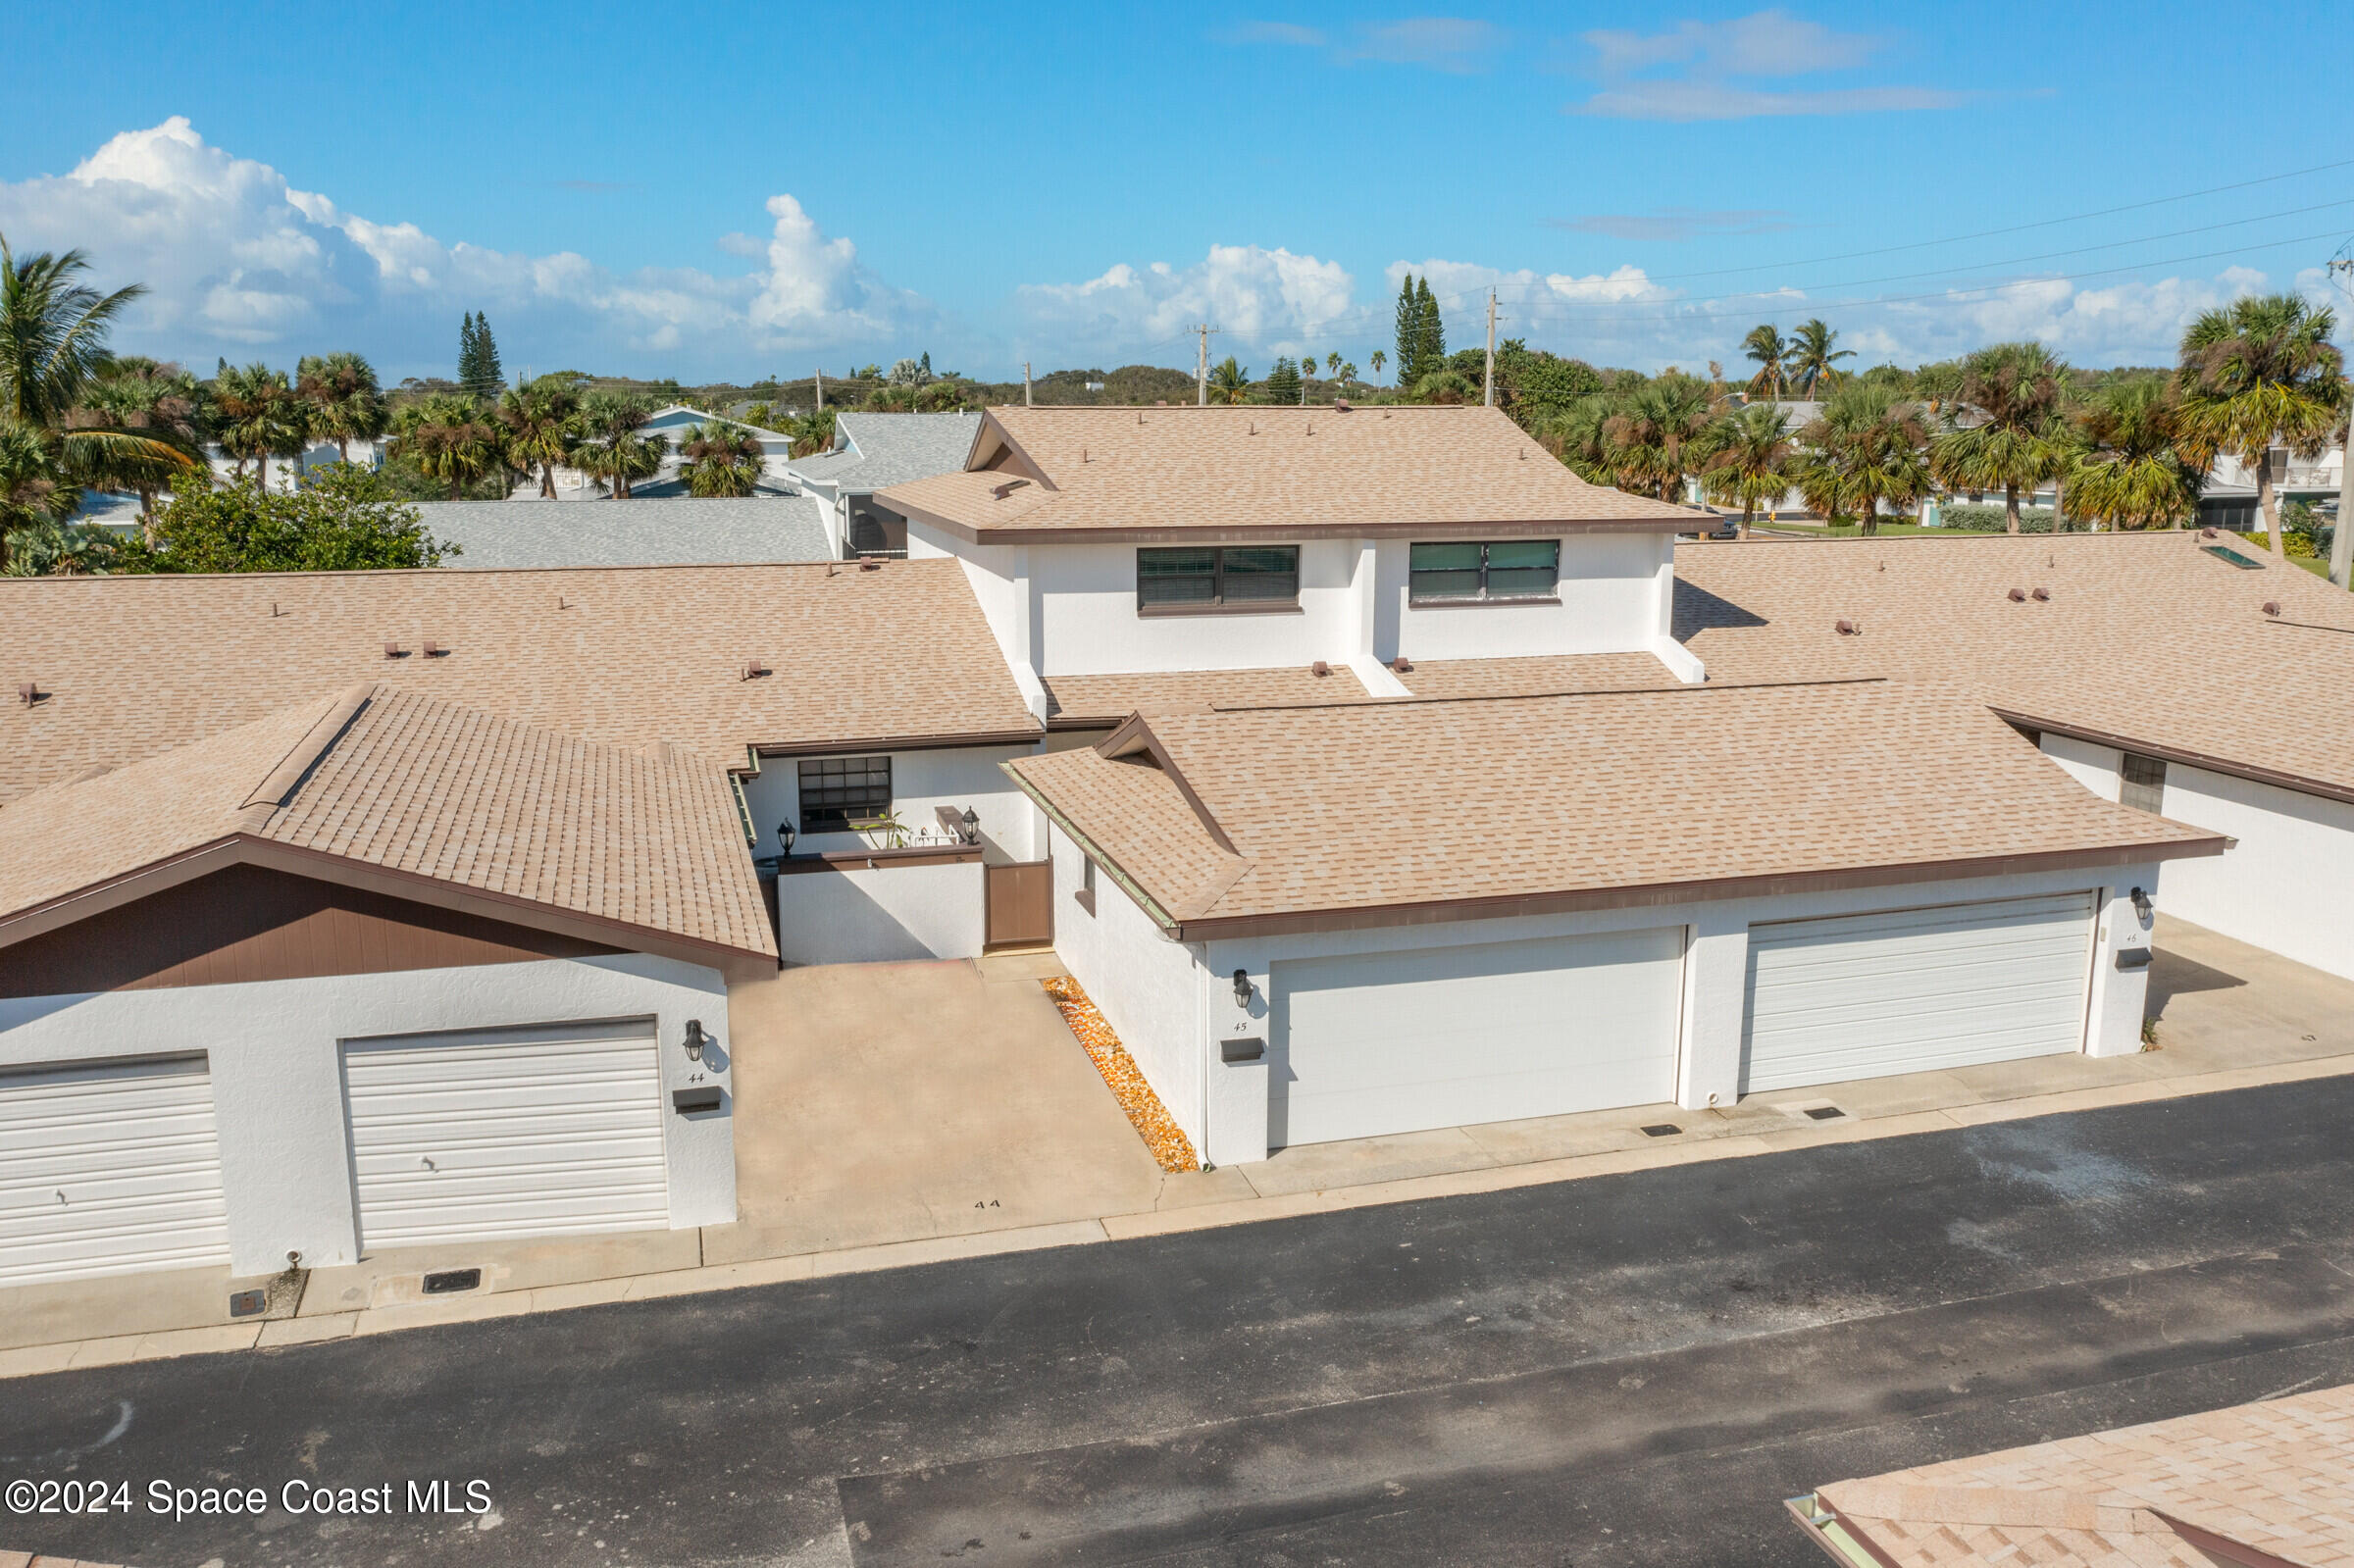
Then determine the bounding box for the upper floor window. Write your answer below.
[1137,546,1300,613]
[2120,753,2167,814]
[799,755,892,834]
[1409,540,1561,603]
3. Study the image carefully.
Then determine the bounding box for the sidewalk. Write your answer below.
[3,918,2346,1381]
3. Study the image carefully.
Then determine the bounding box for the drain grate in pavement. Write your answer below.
[1804,1106,1846,1121]
[1640,1123,1682,1138]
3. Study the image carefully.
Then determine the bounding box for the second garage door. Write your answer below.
[1741,891,2097,1094]
[343,1019,669,1251]
[1270,929,1685,1148]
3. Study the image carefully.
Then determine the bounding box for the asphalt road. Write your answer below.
[5,1077,2353,1568]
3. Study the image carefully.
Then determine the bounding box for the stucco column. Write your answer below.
[1675,912,1749,1110]
[1202,953,1270,1165]
[2085,874,2157,1058]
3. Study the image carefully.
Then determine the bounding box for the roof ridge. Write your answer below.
[1201,675,1890,716]
[238,682,381,817]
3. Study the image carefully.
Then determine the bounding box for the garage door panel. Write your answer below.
[1273,929,1684,1148]
[0,1058,230,1287]
[1742,893,2095,1094]
[344,1021,669,1250]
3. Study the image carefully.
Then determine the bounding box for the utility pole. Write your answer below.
[815,369,824,412]
[1024,361,1033,407]
[1192,324,1219,406]
[1482,289,1501,407]
[2330,258,2354,589]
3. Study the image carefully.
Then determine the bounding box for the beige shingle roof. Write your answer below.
[1008,681,2223,934]
[1809,1382,2354,1568]
[0,683,776,963]
[1042,665,1374,729]
[0,560,1037,807]
[879,405,1702,541]
[1676,531,2354,797]
[1395,650,1681,699]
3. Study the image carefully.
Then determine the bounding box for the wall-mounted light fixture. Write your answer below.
[960,806,981,843]
[1232,968,1253,1006]
[777,822,794,858]
[2129,886,2153,922]
[685,1019,709,1062]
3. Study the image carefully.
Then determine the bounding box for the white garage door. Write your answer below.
[0,1057,230,1287]
[1270,929,1685,1147]
[1742,892,2097,1094]
[344,1020,669,1250]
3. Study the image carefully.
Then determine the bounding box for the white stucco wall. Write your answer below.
[1031,539,1364,675]
[1048,824,1208,1150]
[0,954,734,1276]
[2040,733,2124,800]
[741,745,1039,862]
[771,860,988,966]
[2155,764,2354,982]
[1383,533,1670,663]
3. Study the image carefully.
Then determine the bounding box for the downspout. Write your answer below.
[1197,943,1213,1170]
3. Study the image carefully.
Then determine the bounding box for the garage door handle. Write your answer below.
[420,1157,436,1172]
[56,1190,66,1204]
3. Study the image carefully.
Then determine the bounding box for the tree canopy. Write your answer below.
[114,461,454,573]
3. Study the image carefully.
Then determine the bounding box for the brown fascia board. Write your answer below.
[1157,837,2228,942]
[1997,708,2354,806]
[743,726,1042,761]
[1091,714,1240,855]
[885,497,1692,548]
[0,835,779,981]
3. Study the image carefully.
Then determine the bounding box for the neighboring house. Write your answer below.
[1790,1380,2354,1567]
[0,683,771,1284]
[1008,682,2212,1165]
[1675,531,2354,981]
[877,405,1709,731]
[785,412,984,558]
[423,495,834,569]
[2196,441,2342,531]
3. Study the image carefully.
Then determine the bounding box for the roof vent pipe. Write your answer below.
[2263,600,2281,617]
[1834,619,1860,636]
[1310,660,1331,677]
[2007,587,2027,602]
[2030,587,2051,601]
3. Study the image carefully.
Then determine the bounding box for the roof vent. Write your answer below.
[18,680,48,706]
[1333,399,1351,412]
[2263,600,2282,617]
[422,639,449,657]
[384,641,409,659]
[858,555,883,571]
[1391,655,1412,674]
[1834,619,1861,636]
[742,658,772,680]
[2007,587,2027,602]
[990,478,1030,500]
[2200,527,2218,539]
[1310,660,1331,677]
[2030,586,2051,602]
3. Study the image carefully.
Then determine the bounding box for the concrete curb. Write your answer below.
[4,1048,2349,1383]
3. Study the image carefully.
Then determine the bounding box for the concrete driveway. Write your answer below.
[711,955,1179,1261]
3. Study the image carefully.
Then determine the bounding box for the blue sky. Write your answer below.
[1,1,2344,382]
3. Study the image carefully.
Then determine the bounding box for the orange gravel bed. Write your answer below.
[1042,976,1201,1173]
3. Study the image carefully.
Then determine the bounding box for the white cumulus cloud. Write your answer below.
[1017,244,1356,362]
[0,118,940,378]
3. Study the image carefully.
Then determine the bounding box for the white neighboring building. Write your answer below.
[786,411,983,557]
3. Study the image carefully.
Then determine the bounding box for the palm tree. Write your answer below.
[2068,379,2213,531]
[0,417,67,573]
[1603,373,1721,502]
[1542,392,1617,485]
[497,377,581,498]
[1798,384,1930,534]
[1782,319,1853,397]
[296,351,388,466]
[1325,352,1342,380]
[574,392,667,498]
[1370,348,1387,385]
[1411,368,1474,405]
[1701,402,1799,538]
[2175,293,2345,555]
[211,361,309,491]
[1206,356,1251,405]
[1928,341,2071,534]
[77,357,207,535]
[678,422,765,497]
[788,406,838,460]
[1741,325,1791,399]
[0,234,192,533]
[388,393,503,500]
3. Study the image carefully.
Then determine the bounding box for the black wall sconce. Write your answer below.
[960,806,981,844]
[1232,968,1253,1006]
[685,1019,709,1062]
[2129,886,2152,922]
[777,822,795,858]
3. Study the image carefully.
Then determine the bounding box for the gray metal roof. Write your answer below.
[787,412,980,493]
[421,495,834,570]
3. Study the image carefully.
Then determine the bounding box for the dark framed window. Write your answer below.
[1137,545,1299,611]
[798,755,892,833]
[1075,855,1097,916]
[1409,540,1561,602]
[2120,753,2167,814]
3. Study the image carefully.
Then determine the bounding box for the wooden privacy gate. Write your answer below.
[985,861,1054,950]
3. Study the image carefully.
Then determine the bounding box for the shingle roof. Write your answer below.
[1676,531,2354,798]
[1008,681,2223,934]
[0,684,777,963]
[1809,1382,2354,1568]
[788,413,982,491]
[0,560,1038,807]
[1042,665,1374,729]
[880,405,1703,541]
[425,495,833,569]
[1395,650,1681,699]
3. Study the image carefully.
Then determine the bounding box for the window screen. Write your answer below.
[1136,546,1299,608]
[2120,753,2167,814]
[1408,540,1560,601]
[798,755,892,833]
